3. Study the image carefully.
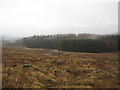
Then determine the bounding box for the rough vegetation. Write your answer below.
[2,46,118,88]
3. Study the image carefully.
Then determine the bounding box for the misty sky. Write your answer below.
[0,0,118,37]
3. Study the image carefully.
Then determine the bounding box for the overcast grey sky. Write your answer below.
[0,0,118,37]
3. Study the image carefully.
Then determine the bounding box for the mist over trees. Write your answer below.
[18,33,118,53]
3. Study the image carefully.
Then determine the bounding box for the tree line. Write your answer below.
[21,33,119,53]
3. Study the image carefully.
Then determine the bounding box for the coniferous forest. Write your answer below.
[20,34,119,53]
[1,0,119,88]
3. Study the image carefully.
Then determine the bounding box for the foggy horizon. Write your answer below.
[1,1,119,88]
[0,0,118,38]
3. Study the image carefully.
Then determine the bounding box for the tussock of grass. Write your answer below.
[2,46,118,88]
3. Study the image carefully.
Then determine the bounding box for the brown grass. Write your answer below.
[2,46,118,88]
